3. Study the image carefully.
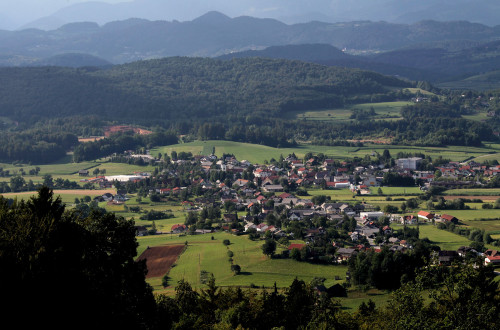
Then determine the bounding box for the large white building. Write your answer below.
[397,157,422,170]
[359,211,385,220]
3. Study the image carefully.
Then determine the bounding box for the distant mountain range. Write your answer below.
[1,12,499,63]
[219,41,500,84]
[17,0,500,31]
[1,12,499,86]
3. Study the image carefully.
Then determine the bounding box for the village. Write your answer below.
[75,149,500,269]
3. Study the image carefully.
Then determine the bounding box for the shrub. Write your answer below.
[222,239,230,246]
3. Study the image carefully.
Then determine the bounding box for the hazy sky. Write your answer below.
[0,0,128,25]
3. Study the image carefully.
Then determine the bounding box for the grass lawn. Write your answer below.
[408,224,471,250]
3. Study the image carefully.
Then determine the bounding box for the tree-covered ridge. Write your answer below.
[0,57,409,123]
[0,56,498,164]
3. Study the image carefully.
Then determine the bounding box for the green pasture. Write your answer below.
[437,209,500,221]
[0,189,116,205]
[408,223,497,251]
[90,162,156,175]
[403,88,437,96]
[153,140,500,164]
[460,219,500,235]
[339,289,391,311]
[376,187,422,195]
[0,158,155,178]
[287,101,410,123]
[443,188,500,196]
[137,232,348,289]
[408,224,472,250]
[0,161,97,176]
[140,232,392,309]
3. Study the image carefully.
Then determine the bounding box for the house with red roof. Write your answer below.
[484,250,500,266]
[441,214,458,224]
[171,224,187,233]
[418,211,434,221]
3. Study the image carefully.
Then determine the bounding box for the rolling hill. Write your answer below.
[0,56,410,123]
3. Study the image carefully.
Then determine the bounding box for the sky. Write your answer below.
[0,0,128,28]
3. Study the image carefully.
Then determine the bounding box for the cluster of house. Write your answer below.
[435,248,500,267]
[432,161,500,182]
[93,191,129,204]
[396,211,458,225]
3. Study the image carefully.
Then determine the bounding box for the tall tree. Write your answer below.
[0,187,156,329]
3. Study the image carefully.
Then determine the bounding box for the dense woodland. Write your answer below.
[0,57,498,163]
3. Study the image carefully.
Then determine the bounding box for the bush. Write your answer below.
[222,239,230,246]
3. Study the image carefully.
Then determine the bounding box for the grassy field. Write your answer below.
[287,101,410,123]
[407,224,472,250]
[152,140,500,164]
[137,232,348,290]
[443,188,500,196]
[437,209,500,221]
[137,232,393,309]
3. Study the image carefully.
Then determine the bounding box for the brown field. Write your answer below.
[137,245,185,279]
[443,195,500,201]
[78,136,105,143]
[104,125,152,137]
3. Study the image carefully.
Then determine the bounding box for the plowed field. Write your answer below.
[137,245,185,278]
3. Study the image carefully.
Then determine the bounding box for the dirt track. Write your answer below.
[137,245,185,279]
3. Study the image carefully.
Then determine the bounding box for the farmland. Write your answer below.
[137,245,185,279]
[152,140,500,164]
[287,101,411,123]
[136,232,387,310]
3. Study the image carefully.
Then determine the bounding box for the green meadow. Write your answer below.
[443,188,500,196]
[287,101,410,123]
[137,232,348,290]
[137,232,391,310]
[404,224,472,250]
[152,140,500,164]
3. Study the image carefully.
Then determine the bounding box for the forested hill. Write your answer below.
[0,57,411,123]
[218,42,500,85]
